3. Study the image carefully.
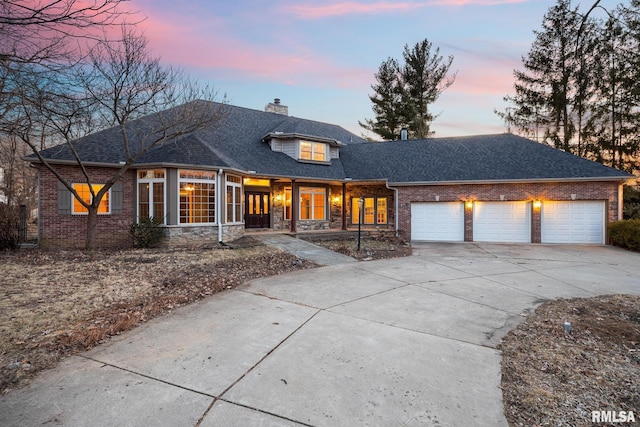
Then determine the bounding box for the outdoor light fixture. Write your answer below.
[465,200,473,209]
[533,200,542,209]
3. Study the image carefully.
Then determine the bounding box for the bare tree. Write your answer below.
[8,27,226,249]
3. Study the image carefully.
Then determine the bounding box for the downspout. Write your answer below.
[385,181,399,238]
[218,169,224,243]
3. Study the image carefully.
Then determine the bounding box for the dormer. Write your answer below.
[262,132,344,164]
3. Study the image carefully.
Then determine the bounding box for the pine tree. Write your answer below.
[360,39,455,141]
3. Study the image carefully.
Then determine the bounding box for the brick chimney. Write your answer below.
[265,98,288,115]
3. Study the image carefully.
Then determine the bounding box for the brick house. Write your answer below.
[28,99,632,248]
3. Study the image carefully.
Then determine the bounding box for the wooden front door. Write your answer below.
[245,191,270,228]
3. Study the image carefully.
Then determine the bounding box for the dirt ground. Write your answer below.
[500,294,640,426]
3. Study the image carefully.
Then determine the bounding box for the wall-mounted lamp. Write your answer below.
[274,194,283,203]
[465,200,473,209]
[332,195,341,204]
[533,200,541,209]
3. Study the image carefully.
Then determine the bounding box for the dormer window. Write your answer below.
[300,141,326,162]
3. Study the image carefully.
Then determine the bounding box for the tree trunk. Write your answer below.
[85,206,98,250]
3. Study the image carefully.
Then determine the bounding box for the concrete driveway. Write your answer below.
[1,243,639,426]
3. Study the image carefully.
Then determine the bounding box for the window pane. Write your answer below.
[153,183,164,221]
[226,186,233,222]
[73,183,108,214]
[300,193,311,219]
[235,188,242,221]
[352,198,360,224]
[313,143,325,161]
[262,194,268,214]
[364,197,375,224]
[138,183,150,220]
[377,198,387,224]
[300,142,312,160]
[180,182,215,224]
[313,193,325,220]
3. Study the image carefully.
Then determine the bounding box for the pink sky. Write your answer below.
[129,0,616,137]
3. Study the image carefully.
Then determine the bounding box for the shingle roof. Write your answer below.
[340,133,631,182]
[30,102,631,183]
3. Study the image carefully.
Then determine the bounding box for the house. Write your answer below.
[28,99,632,248]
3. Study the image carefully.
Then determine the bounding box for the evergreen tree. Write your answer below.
[359,58,403,141]
[498,0,640,173]
[361,39,455,140]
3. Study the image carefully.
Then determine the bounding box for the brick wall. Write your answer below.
[345,184,395,231]
[38,165,135,249]
[395,181,621,242]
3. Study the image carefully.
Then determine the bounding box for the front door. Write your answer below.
[245,191,270,228]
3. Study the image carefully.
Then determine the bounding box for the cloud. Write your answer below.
[286,0,526,19]
[135,13,370,89]
[286,2,425,19]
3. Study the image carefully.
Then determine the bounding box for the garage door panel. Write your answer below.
[473,201,531,243]
[411,202,464,242]
[541,201,604,244]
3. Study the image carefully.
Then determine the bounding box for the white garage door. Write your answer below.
[411,202,464,242]
[541,201,605,244]
[473,201,531,243]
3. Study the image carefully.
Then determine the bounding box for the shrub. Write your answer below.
[623,186,640,219]
[608,219,640,251]
[129,217,164,248]
[0,204,20,250]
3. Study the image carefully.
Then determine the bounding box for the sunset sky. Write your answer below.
[129,0,618,138]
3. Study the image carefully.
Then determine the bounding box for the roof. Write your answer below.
[29,102,632,183]
[340,133,631,183]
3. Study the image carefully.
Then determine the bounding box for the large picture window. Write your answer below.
[352,197,387,225]
[137,169,165,223]
[72,183,110,214]
[300,141,326,162]
[179,170,216,224]
[300,187,326,220]
[226,175,242,223]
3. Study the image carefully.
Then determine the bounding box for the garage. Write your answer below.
[411,202,464,241]
[541,201,605,244]
[473,201,531,243]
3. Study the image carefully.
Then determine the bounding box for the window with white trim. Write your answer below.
[179,170,216,224]
[300,187,326,220]
[72,183,110,215]
[137,169,165,223]
[300,141,327,162]
[352,197,387,225]
[226,174,242,223]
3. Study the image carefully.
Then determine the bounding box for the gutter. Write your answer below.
[387,176,632,186]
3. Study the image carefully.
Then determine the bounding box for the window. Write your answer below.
[300,187,326,220]
[179,170,216,224]
[226,175,242,223]
[300,141,326,162]
[138,170,165,223]
[352,197,387,225]
[284,187,292,220]
[72,183,110,214]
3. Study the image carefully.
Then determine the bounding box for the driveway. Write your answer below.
[1,243,639,426]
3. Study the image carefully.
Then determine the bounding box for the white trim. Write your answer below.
[71,183,111,215]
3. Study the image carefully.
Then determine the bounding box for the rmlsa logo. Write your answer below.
[591,410,636,423]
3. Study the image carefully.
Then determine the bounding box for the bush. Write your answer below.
[0,204,20,250]
[129,217,164,248]
[623,186,640,219]
[608,219,640,251]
